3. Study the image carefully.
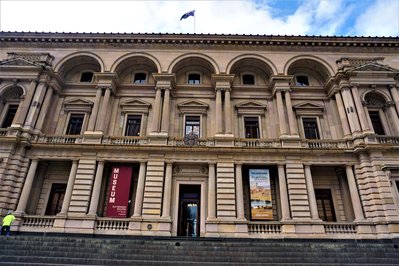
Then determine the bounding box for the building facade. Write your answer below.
[0,32,398,239]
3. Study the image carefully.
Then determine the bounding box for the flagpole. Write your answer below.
[194,15,196,34]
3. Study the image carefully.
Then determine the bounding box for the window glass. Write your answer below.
[133,73,147,84]
[125,115,142,136]
[185,116,200,137]
[242,74,255,85]
[296,75,309,86]
[1,104,18,128]
[315,189,336,222]
[188,74,201,85]
[302,117,319,139]
[244,117,259,138]
[66,114,84,135]
[45,183,67,215]
[368,111,385,135]
[80,72,94,82]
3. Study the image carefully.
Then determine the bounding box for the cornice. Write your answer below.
[0,31,398,49]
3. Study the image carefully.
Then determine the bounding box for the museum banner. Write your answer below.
[249,169,273,220]
[105,166,132,218]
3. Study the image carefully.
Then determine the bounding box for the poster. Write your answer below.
[249,169,273,220]
[105,166,132,218]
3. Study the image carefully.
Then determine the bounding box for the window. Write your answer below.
[80,72,93,82]
[242,74,255,85]
[66,114,84,135]
[244,117,260,138]
[303,117,319,139]
[133,73,147,84]
[368,111,385,135]
[188,74,201,85]
[315,189,336,222]
[1,104,18,128]
[45,183,67,215]
[296,75,309,86]
[125,115,142,136]
[185,116,200,137]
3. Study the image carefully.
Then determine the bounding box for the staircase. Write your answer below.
[0,234,399,265]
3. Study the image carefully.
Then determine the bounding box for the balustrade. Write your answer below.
[95,219,129,231]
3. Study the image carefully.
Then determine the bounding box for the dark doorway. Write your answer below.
[177,185,201,237]
[45,183,67,215]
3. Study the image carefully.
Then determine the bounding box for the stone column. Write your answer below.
[224,89,232,134]
[161,162,173,218]
[304,164,320,220]
[337,168,355,221]
[278,164,291,220]
[285,91,298,136]
[363,104,373,132]
[58,160,78,215]
[96,87,111,132]
[132,161,147,217]
[235,164,245,220]
[24,81,48,129]
[215,89,223,134]
[15,159,39,214]
[389,85,399,116]
[161,88,171,133]
[151,88,162,132]
[87,161,105,216]
[341,88,361,134]
[351,85,370,132]
[345,165,365,221]
[387,103,399,134]
[35,86,54,131]
[276,90,288,136]
[13,79,37,126]
[335,91,351,137]
[87,88,103,131]
[207,163,216,220]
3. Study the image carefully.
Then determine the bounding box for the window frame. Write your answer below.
[368,109,387,135]
[184,115,201,138]
[302,117,321,139]
[64,113,86,135]
[242,73,255,85]
[295,75,310,86]
[80,71,94,83]
[0,102,19,128]
[123,114,143,137]
[45,182,67,216]
[187,72,201,85]
[243,116,260,139]
[132,72,148,84]
[315,188,337,222]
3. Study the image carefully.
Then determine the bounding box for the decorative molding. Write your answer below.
[120,98,151,113]
[177,99,209,114]
[63,98,94,113]
[235,100,267,115]
[293,102,325,117]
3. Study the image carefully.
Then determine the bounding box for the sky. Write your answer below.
[0,0,398,37]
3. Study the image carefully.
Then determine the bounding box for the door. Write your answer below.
[177,185,201,237]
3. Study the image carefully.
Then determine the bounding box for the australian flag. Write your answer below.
[180,10,195,20]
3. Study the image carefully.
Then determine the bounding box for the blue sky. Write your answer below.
[0,0,398,36]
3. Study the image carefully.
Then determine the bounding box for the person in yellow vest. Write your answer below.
[1,211,15,236]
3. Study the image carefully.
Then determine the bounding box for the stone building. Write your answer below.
[0,31,398,239]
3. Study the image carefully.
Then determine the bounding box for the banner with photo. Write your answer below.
[106,166,133,218]
[249,169,273,220]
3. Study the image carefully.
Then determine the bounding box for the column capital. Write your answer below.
[303,163,312,167]
[235,162,243,167]
[208,161,216,166]
[277,163,285,167]
[165,161,173,166]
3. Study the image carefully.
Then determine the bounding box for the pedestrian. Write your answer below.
[1,210,15,236]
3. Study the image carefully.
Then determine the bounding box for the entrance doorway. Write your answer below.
[177,185,201,237]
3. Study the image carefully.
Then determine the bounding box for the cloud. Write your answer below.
[353,0,399,36]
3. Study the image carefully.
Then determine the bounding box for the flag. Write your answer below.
[180,10,195,20]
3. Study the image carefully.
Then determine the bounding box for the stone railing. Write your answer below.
[0,128,7,137]
[21,216,55,228]
[102,136,148,145]
[248,222,281,234]
[235,139,280,148]
[171,137,215,147]
[376,135,399,144]
[324,223,356,234]
[95,218,129,231]
[303,139,353,149]
[34,135,83,144]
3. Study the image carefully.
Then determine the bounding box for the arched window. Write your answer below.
[0,86,23,128]
[242,74,255,85]
[188,73,201,85]
[364,92,389,135]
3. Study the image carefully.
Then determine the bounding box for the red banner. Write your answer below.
[105,166,132,218]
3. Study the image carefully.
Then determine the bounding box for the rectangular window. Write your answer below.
[188,74,201,85]
[185,116,200,137]
[315,189,336,222]
[66,114,84,135]
[368,111,385,135]
[125,115,142,136]
[45,183,67,216]
[244,117,259,138]
[80,72,93,82]
[296,75,309,86]
[242,74,255,85]
[133,73,147,84]
[1,104,18,128]
[303,117,319,139]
